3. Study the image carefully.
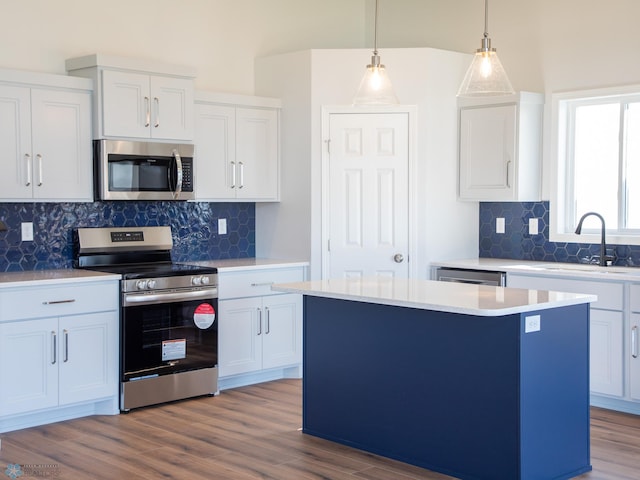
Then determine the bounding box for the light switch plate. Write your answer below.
[21,222,33,242]
[529,218,539,235]
[218,218,227,235]
[496,217,505,234]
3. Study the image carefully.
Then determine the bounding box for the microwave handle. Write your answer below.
[172,150,183,199]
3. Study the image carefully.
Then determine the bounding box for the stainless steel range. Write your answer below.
[75,226,218,411]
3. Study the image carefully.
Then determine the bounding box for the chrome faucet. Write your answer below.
[574,212,614,267]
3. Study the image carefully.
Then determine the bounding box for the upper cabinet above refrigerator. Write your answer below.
[458,92,543,202]
[66,54,195,142]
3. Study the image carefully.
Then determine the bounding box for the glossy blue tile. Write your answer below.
[479,201,640,266]
[0,201,255,271]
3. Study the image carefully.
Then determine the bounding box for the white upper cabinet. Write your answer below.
[66,54,195,142]
[194,92,280,202]
[458,92,543,201]
[0,71,93,202]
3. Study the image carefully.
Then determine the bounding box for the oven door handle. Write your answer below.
[123,288,217,306]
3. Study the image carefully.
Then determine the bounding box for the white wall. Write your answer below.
[0,0,367,94]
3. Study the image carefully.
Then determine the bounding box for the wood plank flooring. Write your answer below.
[1,379,639,479]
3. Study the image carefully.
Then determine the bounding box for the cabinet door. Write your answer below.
[631,314,640,401]
[218,297,263,377]
[102,70,151,138]
[459,104,516,201]
[30,88,92,201]
[0,318,58,416]
[0,85,32,199]
[262,294,302,370]
[590,309,624,397]
[194,103,236,199]
[149,76,194,141]
[235,108,279,200]
[58,312,117,406]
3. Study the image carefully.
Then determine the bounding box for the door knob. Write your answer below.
[393,254,404,263]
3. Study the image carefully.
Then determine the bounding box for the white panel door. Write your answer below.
[631,313,640,401]
[218,297,263,377]
[589,309,624,397]
[0,318,58,416]
[328,113,409,279]
[149,76,194,141]
[0,85,32,199]
[101,70,151,139]
[262,294,302,370]
[30,88,92,200]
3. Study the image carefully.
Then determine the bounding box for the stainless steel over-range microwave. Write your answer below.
[94,139,195,201]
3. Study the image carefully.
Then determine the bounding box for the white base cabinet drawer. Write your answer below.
[0,282,118,322]
[219,268,304,299]
[507,273,623,310]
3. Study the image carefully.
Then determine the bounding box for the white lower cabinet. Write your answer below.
[629,285,640,402]
[218,265,304,388]
[0,280,119,432]
[219,294,301,377]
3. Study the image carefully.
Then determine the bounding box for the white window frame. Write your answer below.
[550,84,640,246]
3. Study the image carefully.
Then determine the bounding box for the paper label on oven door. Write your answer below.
[162,339,186,361]
[194,303,216,329]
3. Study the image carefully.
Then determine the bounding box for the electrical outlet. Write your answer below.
[218,218,227,235]
[525,315,541,333]
[21,222,33,241]
[529,218,539,235]
[496,217,505,234]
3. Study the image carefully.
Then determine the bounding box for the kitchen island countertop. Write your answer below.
[272,276,596,316]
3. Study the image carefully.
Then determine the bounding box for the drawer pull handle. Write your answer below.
[43,299,76,305]
[64,329,69,363]
[251,282,274,287]
[51,331,57,365]
[633,326,639,359]
[257,308,262,335]
[265,307,270,334]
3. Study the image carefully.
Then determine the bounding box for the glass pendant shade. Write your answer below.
[457,46,514,97]
[353,56,399,105]
[457,0,515,97]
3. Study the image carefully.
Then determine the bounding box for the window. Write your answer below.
[551,86,640,245]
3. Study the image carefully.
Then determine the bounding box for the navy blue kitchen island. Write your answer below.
[273,277,596,480]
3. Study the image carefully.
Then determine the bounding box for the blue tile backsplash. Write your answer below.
[0,202,255,272]
[479,201,640,266]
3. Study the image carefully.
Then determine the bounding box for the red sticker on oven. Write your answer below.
[194,303,216,329]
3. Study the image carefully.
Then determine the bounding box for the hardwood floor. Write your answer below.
[1,379,639,479]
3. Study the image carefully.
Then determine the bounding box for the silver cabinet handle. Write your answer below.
[154,97,160,128]
[238,161,244,189]
[172,149,183,199]
[144,96,150,127]
[37,154,43,186]
[633,326,639,359]
[230,161,236,188]
[42,299,76,305]
[506,159,511,188]
[257,308,262,335]
[394,254,404,263]
[63,329,69,363]
[265,307,270,334]
[251,282,274,287]
[25,153,32,186]
[51,331,57,365]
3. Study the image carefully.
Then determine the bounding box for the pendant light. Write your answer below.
[353,0,398,105]
[457,0,515,97]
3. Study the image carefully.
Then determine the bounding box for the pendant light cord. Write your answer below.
[373,0,379,55]
[483,0,489,39]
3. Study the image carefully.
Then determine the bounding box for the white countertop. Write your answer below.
[186,258,309,272]
[272,277,596,316]
[0,269,121,288]
[431,258,640,281]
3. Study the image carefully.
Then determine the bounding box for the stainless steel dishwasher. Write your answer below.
[435,267,506,286]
